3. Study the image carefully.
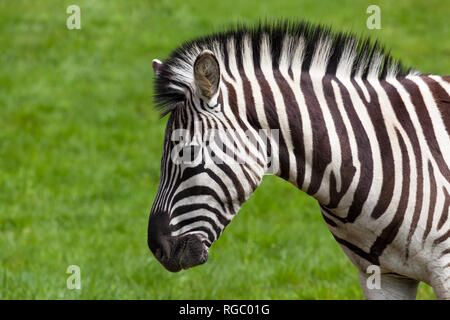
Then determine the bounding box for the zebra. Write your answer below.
[147,21,450,299]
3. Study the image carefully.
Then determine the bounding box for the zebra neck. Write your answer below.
[242,70,418,213]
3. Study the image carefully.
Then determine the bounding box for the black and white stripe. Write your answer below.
[149,21,450,299]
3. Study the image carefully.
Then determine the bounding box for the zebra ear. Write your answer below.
[152,59,163,75]
[193,50,220,101]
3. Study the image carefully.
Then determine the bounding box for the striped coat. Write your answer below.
[149,21,450,299]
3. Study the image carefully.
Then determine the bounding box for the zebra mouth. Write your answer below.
[147,210,209,272]
[177,234,209,271]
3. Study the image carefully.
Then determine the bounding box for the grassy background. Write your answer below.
[1,0,448,299]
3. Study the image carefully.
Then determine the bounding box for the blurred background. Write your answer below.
[0,0,448,299]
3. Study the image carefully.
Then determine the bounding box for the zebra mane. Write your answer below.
[154,20,417,116]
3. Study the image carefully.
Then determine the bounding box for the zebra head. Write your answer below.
[148,50,270,272]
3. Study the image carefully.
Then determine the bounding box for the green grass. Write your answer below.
[0,0,448,299]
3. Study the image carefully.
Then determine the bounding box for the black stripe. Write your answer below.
[275,69,306,187]
[333,79,373,223]
[369,129,410,259]
[300,72,332,195]
[352,79,395,220]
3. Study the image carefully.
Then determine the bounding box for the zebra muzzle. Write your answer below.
[149,233,209,272]
[176,234,209,271]
[148,211,209,272]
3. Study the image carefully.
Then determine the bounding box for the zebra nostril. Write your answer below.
[152,237,171,263]
[148,210,172,261]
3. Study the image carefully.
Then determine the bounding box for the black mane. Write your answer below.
[154,20,416,116]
